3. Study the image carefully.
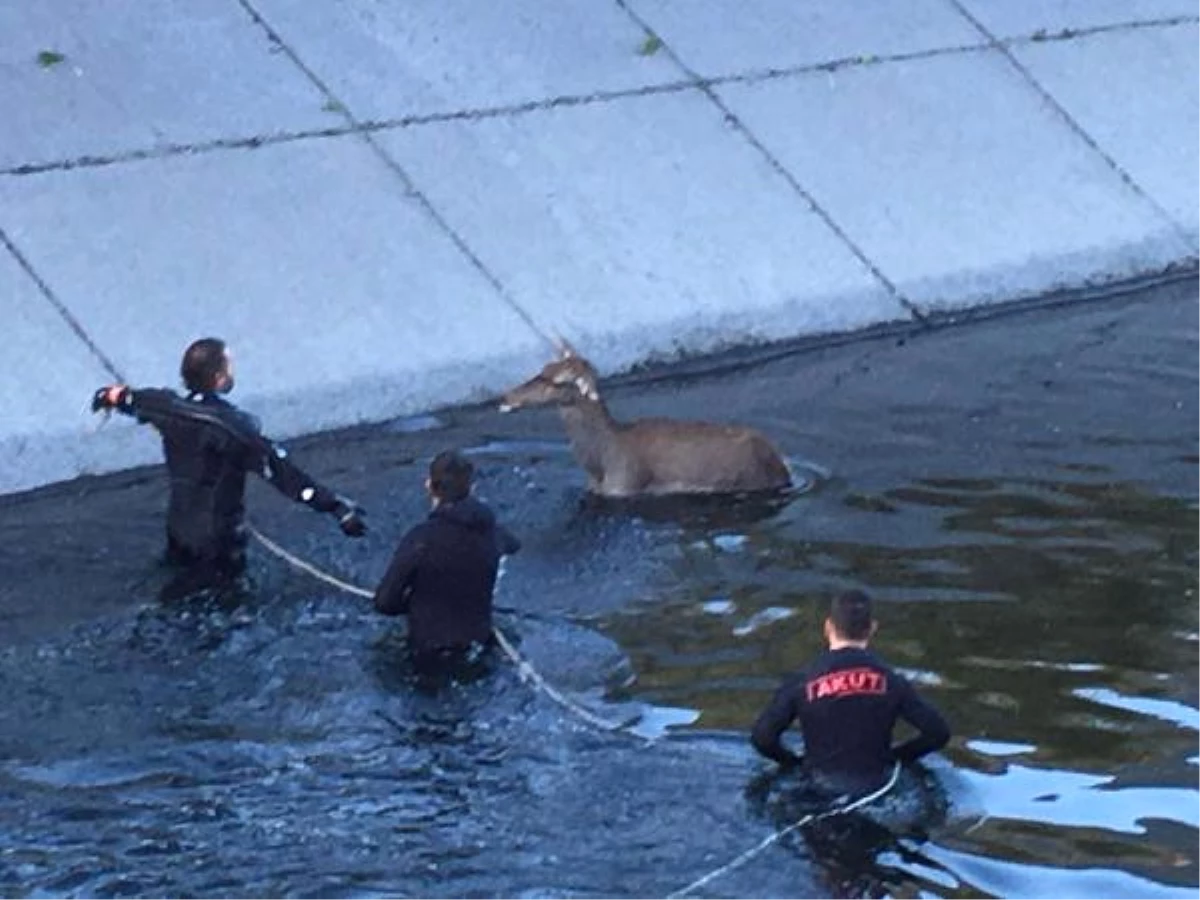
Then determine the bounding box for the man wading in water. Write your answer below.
[91,337,367,601]
[751,590,950,796]
[372,451,520,687]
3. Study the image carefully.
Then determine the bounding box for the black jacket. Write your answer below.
[373,497,520,653]
[751,647,950,791]
[113,388,347,559]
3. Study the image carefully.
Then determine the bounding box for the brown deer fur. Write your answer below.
[499,344,792,498]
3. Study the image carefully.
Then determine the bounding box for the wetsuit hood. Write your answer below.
[431,496,496,532]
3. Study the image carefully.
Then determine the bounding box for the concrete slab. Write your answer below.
[374,89,902,375]
[247,0,688,123]
[717,50,1192,312]
[0,248,158,494]
[954,0,1195,39]
[0,0,333,170]
[0,136,546,470]
[1013,23,1199,243]
[625,0,983,78]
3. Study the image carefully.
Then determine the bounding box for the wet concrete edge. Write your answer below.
[4,265,1195,510]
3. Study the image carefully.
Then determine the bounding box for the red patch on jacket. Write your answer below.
[806,667,887,702]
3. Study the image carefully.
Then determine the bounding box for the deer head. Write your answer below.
[499,341,601,412]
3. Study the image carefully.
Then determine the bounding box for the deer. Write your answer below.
[498,341,792,498]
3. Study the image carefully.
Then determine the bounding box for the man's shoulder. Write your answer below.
[813,647,892,670]
[401,518,437,543]
[797,649,903,701]
[128,386,180,406]
[198,396,264,437]
[774,667,809,696]
[204,395,253,418]
[856,649,905,680]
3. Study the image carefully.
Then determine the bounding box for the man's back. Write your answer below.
[129,390,258,556]
[753,646,949,793]
[375,496,521,653]
[797,648,915,787]
[409,497,503,648]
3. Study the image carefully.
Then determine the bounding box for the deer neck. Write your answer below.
[559,398,623,481]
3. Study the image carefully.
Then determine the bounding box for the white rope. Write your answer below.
[248,525,374,599]
[246,523,632,734]
[489,627,631,733]
[249,522,901,893]
[667,761,902,899]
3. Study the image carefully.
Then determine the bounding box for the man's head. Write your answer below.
[427,450,474,504]
[181,337,235,395]
[825,589,877,646]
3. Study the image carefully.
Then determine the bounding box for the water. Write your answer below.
[598,473,1197,896]
[0,281,1195,897]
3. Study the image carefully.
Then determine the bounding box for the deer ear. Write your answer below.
[555,336,579,359]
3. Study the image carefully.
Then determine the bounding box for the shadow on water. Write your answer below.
[0,283,1196,898]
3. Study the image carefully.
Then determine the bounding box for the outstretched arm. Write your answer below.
[91,385,178,430]
[244,434,366,537]
[892,679,950,763]
[750,677,805,767]
[90,385,366,536]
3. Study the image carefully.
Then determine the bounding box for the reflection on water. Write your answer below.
[600,467,1198,897]
[1073,687,1200,731]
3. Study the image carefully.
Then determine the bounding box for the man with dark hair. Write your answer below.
[751,590,950,794]
[180,337,229,395]
[91,337,367,598]
[373,450,521,679]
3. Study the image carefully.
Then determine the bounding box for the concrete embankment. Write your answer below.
[1,0,1196,495]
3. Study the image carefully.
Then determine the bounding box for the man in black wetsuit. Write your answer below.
[90,337,367,599]
[373,450,520,682]
[751,590,950,795]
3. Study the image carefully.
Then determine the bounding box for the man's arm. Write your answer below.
[750,676,805,767]
[892,678,950,764]
[92,385,177,429]
[374,527,425,616]
[244,433,366,537]
[90,385,365,535]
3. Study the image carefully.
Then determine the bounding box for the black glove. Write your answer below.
[333,500,367,538]
[91,384,128,413]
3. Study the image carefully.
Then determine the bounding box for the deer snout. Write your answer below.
[497,377,547,413]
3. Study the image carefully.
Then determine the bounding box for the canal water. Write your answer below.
[0,280,1195,897]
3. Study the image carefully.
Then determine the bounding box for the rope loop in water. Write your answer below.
[246,523,632,735]
[666,761,902,899]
